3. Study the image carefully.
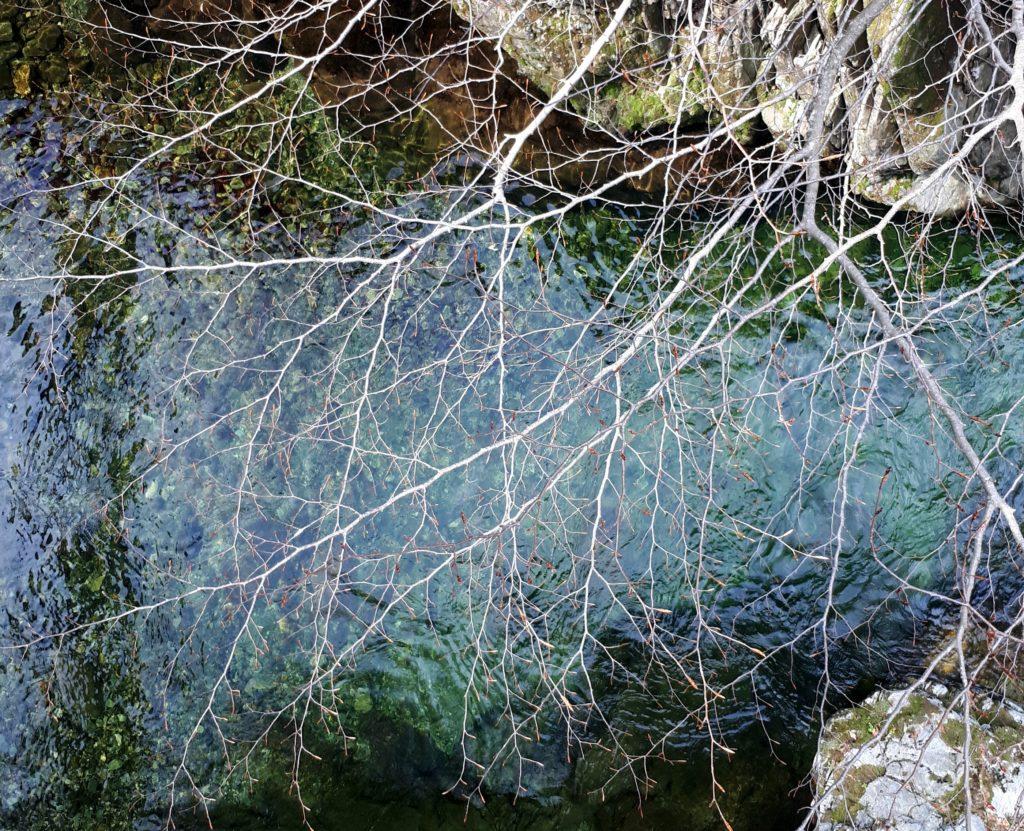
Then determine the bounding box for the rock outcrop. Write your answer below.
[448,0,1024,214]
[814,685,1024,831]
[25,0,1023,215]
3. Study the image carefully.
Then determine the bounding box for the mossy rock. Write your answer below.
[37,54,68,85]
[852,170,972,215]
[449,0,651,97]
[815,686,1024,830]
[865,0,964,173]
[698,0,763,121]
[825,763,887,824]
[604,63,707,133]
[22,24,62,58]
[866,0,961,115]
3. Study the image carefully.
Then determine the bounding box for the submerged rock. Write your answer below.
[20,22,62,59]
[813,685,1024,831]
[0,0,78,96]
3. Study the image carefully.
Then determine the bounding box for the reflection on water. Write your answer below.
[0,98,1022,830]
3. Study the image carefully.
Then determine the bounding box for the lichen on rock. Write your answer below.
[814,685,1024,831]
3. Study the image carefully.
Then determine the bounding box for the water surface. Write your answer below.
[0,97,1022,831]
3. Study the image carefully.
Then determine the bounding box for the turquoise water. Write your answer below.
[0,97,1022,830]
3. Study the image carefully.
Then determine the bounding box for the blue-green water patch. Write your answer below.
[0,98,1021,830]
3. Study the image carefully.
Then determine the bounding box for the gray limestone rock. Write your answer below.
[814,686,1024,831]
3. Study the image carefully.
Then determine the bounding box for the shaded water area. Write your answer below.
[0,96,1023,831]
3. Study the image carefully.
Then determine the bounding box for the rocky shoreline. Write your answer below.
[7,0,1020,215]
[437,0,1023,214]
[814,683,1024,831]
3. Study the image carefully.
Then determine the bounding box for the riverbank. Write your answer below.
[8,0,1023,215]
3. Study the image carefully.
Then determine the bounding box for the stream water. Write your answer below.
[0,96,1023,831]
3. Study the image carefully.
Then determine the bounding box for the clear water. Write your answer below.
[0,97,1022,831]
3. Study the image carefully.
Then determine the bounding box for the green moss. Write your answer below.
[828,693,939,760]
[607,65,706,133]
[889,694,939,733]
[613,84,672,132]
[731,118,755,145]
[353,690,373,714]
[828,763,887,823]
[831,697,890,744]
[940,784,966,821]
[855,175,918,204]
[883,177,916,200]
[940,717,966,748]
[988,723,1023,754]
